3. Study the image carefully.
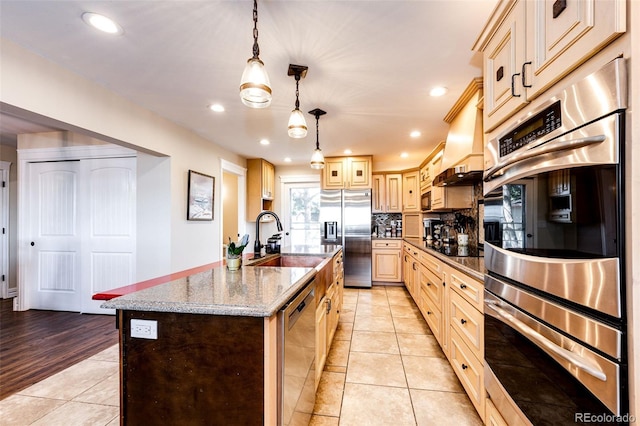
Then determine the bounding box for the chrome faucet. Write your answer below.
[254,211,283,258]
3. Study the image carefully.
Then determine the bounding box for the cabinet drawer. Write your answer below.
[449,290,484,355]
[421,266,442,307]
[420,287,442,342]
[418,251,443,278]
[450,329,485,419]
[333,252,343,275]
[449,269,484,312]
[372,239,402,249]
[485,397,508,426]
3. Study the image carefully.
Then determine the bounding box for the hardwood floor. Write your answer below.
[0,298,118,400]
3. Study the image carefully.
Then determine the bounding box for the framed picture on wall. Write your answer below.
[187,170,214,221]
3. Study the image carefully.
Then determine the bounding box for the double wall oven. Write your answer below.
[483,58,628,425]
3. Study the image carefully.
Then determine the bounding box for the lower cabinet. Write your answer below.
[315,298,328,388]
[315,250,344,388]
[450,328,484,416]
[403,243,485,422]
[485,397,509,426]
[372,240,402,282]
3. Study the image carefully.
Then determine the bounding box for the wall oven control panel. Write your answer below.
[498,100,562,157]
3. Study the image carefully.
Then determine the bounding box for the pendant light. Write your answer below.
[287,64,308,138]
[309,108,327,169]
[239,0,271,108]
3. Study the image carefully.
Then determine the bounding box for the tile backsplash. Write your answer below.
[372,213,403,238]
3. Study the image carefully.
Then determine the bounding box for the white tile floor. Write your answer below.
[0,286,482,425]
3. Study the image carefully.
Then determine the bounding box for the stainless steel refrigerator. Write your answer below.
[320,189,372,288]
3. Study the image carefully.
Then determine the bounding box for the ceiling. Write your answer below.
[0,0,496,169]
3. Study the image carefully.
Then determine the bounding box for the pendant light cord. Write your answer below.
[295,76,301,109]
[252,0,260,58]
[315,114,320,149]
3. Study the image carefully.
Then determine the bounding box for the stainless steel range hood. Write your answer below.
[434,78,484,187]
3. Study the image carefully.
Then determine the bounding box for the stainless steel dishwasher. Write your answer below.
[278,278,316,426]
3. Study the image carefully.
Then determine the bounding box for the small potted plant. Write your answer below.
[226,234,249,271]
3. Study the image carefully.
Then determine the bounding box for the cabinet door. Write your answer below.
[431,185,445,210]
[348,157,371,188]
[372,249,402,282]
[261,160,275,199]
[385,174,402,212]
[402,171,419,212]
[525,0,626,101]
[483,0,527,133]
[420,164,430,193]
[315,300,328,388]
[372,174,385,213]
[323,158,345,189]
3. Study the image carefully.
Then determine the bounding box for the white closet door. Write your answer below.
[81,157,136,314]
[27,157,136,313]
[27,160,82,311]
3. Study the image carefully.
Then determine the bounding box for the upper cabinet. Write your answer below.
[402,170,420,212]
[246,158,275,221]
[372,173,402,213]
[322,156,372,190]
[474,0,626,132]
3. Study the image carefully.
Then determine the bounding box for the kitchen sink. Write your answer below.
[248,254,325,268]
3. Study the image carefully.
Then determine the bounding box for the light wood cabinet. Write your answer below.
[419,161,430,194]
[315,298,327,387]
[372,173,402,213]
[246,158,276,221]
[321,156,372,190]
[485,398,509,426]
[372,240,402,282]
[315,249,343,389]
[402,170,420,212]
[403,243,485,420]
[430,185,473,211]
[476,0,626,132]
[450,327,485,418]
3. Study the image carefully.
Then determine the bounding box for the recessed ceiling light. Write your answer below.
[81,12,123,35]
[208,104,225,112]
[400,152,409,158]
[429,86,448,97]
[260,139,270,145]
[284,157,292,163]
[410,131,421,138]
[344,149,352,155]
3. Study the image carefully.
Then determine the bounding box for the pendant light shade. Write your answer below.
[287,64,308,138]
[288,108,307,138]
[309,108,327,170]
[240,0,271,108]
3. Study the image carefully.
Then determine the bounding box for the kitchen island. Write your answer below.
[101,245,341,426]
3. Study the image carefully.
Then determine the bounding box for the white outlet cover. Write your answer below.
[131,319,158,339]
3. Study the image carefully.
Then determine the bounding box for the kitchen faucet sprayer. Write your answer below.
[254,211,283,258]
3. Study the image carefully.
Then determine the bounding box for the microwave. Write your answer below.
[421,191,431,211]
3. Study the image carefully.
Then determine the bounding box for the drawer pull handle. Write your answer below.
[427,311,431,315]
[460,318,467,325]
[461,363,468,370]
[460,283,467,290]
[426,282,431,287]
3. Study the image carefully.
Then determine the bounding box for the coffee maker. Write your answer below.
[423,219,443,246]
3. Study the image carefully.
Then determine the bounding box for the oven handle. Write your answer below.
[484,135,606,182]
[486,301,607,381]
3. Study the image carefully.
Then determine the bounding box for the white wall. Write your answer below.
[1,38,246,275]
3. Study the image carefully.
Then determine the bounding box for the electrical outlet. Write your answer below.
[130,319,158,339]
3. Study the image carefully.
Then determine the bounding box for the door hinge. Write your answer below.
[2,228,5,234]
[1,275,5,282]
[1,181,5,188]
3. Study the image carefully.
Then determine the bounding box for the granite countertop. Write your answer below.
[102,245,342,317]
[403,237,485,281]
